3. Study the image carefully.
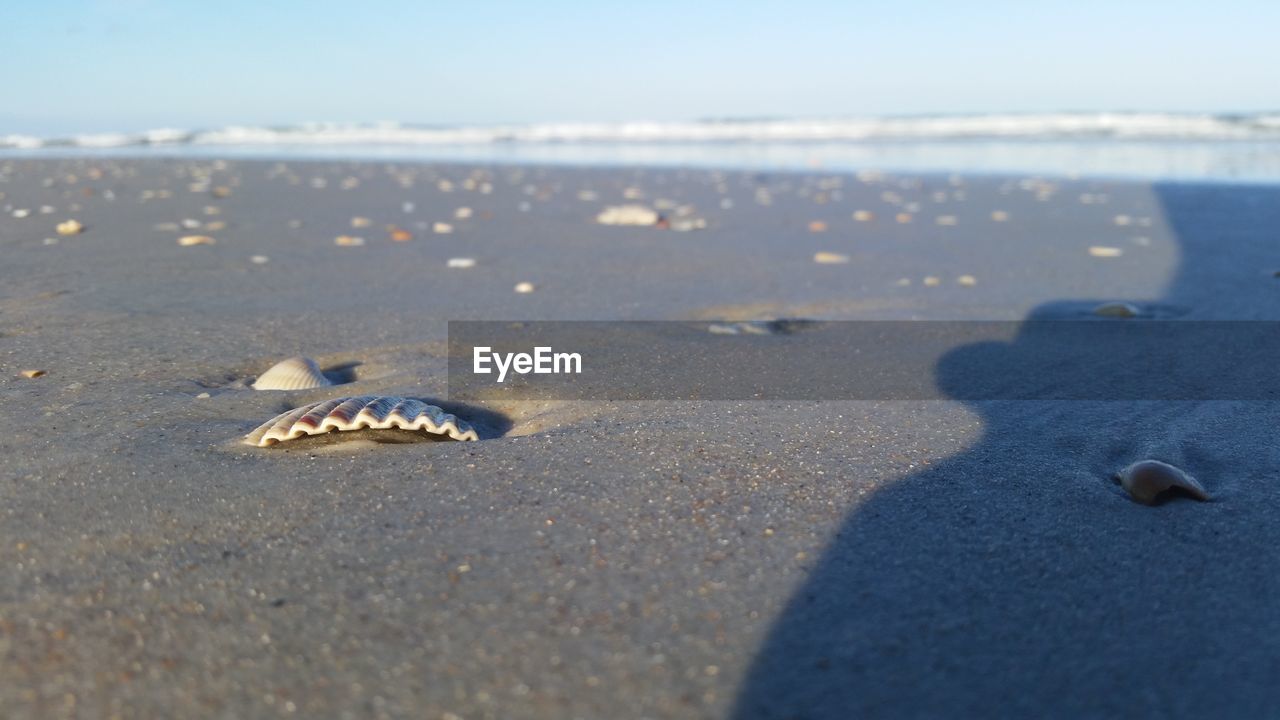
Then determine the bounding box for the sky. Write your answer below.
[3,0,1279,135]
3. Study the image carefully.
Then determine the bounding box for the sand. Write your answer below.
[2,158,1279,718]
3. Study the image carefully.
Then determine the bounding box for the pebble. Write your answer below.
[402,201,415,213]
[514,282,536,293]
[433,222,454,234]
[1088,246,1124,258]
[936,215,958,226]
[813,251,850,264]
[990,210,1009,222]
[389,228,413,242]
[204,221,226,231]
[853,210,874,222]
[956,275,977,286]
[895,213,913,224]
[455,207,473,219]
[447,257,476,268]
[250,255,270,264]
[12,209,30,218]
[178,235,215,246]
[351,216,373,228]
[211,186,232,198]
[334,235,365,246]
[181,218,202,229]
[807,221,828,233]
[1113,215,1132,226]
[923,276,941,286]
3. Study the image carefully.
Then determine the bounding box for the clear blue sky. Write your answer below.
[3,0,1278,134]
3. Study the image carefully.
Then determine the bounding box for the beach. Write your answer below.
[3,157,1280,718]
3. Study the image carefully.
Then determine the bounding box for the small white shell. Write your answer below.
[1114,460,1210,505]
[243,396,479,446]
[252,357,334,391]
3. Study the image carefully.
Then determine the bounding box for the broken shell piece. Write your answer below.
[252,356,334,391]
[350,216,372,228]
[389,228,413,242]
[55,219,84,235]
[20,369,47,378]
[178,235,215,246]
[990,210,1010,222]
[514,281,536,293]
[1093,301,1141,318]
[807,221,828,233]
[447,257,476,269]
[853,210,874,221]
[433,222,454,234]
[1114,460,1210,505]
[596,205,659,226]
[334,235,365,246]
[813,251,850,265]
[1089,246,1124,258]
[243,396,478,446]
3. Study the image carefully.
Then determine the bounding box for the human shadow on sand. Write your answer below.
[732,182,1280,718]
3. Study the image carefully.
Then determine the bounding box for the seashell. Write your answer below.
[243,396,479,446]
[334,235,365,246]
[454,206,473,219]
[807,220,828,233]
[991,210,1009,221]
[935,215,958,226]
[389,228,413,242]
[1113,460,1210,505]
[178,235,215,246]
[957,275,977,286]
[596,204,659,226]
[433,222,454,234]
[895,213,913,223]
[350,216,372,228]
[1088,246,1123,258]
[55,219,84,235]
[1093,301,1140,318]
[813,251,849,265]
[20,369,46,378]
[252,356,334,391]
[447,257,476,269]
[514,281,536,293]
[853,210,874,221]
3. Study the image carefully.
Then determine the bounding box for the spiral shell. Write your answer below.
[243,396,479,446]
[252,357,334,391]
[1114,460,1209,505]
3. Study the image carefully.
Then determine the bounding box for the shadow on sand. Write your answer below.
[732,182,1280,718]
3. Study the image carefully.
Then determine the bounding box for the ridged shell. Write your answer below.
[243,396,479,446]
[1114,460,1210,505]
[252,357,334,391]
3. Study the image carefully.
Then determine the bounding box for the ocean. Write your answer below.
[5,113,1280,182]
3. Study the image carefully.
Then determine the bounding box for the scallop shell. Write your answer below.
[252,357,334,391]
[1113,460,1210,505]
[243,396,479,446]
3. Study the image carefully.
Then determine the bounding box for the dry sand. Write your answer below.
[2,158,1279,718]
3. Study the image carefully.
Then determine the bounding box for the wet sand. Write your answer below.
[2,158,1279,718]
